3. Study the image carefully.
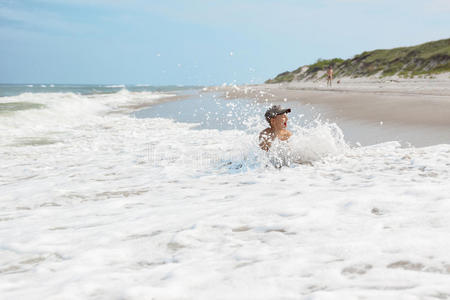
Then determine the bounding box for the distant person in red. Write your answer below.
[259,105,292,151]
[327,66,333,87]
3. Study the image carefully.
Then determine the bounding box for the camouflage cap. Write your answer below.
[264,105,291,123]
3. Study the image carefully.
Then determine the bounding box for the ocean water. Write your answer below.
[0,84,197,97]
[1,86,449,299]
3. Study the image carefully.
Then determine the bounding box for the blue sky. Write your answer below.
[0,0,449,85]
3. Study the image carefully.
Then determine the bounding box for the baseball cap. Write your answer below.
[264,105,291,123]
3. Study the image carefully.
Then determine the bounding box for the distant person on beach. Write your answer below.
[259,105,292,151]
[327,66,333,87]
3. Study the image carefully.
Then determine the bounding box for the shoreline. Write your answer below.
[212,77,450,128]
[117,93,191,113]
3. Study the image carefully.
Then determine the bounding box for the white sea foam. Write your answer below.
[1,91,449,299]
[105,84,126,88]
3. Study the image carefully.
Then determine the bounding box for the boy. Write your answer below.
[259,105,292,151]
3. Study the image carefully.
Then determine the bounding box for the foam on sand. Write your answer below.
[1,90,449,299]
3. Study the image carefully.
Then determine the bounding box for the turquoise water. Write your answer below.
[0,84,201,97]
[0,102,46,113]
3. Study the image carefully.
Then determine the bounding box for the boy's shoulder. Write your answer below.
[259,127,274,139]
[278,129,292,140]
[283,129,292,136]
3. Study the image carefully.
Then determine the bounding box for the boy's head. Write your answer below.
[265,105,291,128]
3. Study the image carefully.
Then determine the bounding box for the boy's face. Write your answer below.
[270,113,288,129]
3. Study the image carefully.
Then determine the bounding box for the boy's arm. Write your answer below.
[259,132,271,151]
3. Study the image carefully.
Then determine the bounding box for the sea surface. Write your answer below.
[1,85,449,299]
[0,84,197,97]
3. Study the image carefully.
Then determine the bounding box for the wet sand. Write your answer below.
[203,77,450,146]
[115,94,190,113]
[215,80,450,127]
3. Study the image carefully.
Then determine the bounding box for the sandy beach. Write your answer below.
[215,76,450,128]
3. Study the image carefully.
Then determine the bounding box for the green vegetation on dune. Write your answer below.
[303,58,344,74]
[270,71,295,82]
[266,38,450,83]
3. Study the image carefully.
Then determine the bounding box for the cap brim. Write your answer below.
[276,108,291,115]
